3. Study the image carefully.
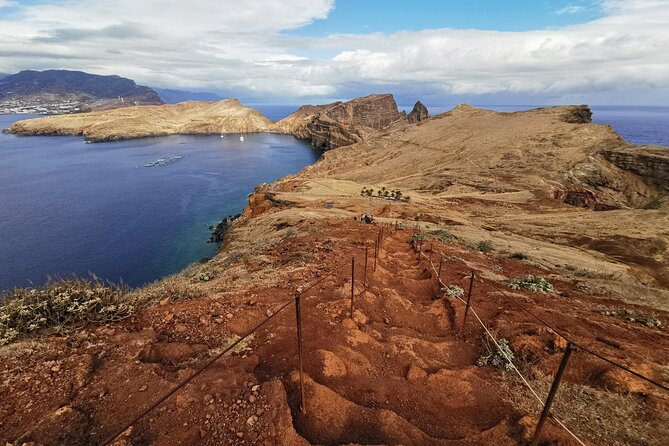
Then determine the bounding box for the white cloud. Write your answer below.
[556,5,587,15]
[0,0,667,103]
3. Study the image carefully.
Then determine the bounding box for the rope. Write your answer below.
[100,254,355,445]
[417,240,669,393]
[418,249,587,445]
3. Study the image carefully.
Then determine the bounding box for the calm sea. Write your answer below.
[1,105,666,291]
[0,115,321,291]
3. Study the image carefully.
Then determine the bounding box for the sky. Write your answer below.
[0,0,668,105]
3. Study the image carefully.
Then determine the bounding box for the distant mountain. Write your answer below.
[154,88,223,104]
[0,69,163,114]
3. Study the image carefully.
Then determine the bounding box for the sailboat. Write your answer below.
[239,135,245,142]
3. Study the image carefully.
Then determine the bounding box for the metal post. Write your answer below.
[350,257,355,318]
[295,295,306,414]
[530,342,575,446]
[461,270,476,332]
[364,246,368,286]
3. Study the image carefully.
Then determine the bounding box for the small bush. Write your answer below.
[476,240,494,253]
[599,307,661,328]
[195,272,213,282]
[509,275,554,293]
[430,229,457,244]
[0,276,134,346]
[442,285,464,299]
[508,252,528,260]
[477,338,515,372]
[408,234,429,243]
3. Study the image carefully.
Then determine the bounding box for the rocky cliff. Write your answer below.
[8,99,272,142]
[407,101,430,123]
[602,146,669,191]
[273,93,428,149]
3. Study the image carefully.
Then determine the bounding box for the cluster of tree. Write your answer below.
[360,186,410,202]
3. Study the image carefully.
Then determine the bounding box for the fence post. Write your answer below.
[364,246,368,286]
[350,257,355,318]
[295,294,306,414]
[460,270,476,333]
[530,342,575,446]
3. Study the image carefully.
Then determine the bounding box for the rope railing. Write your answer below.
[415,245,587,446]
[98,220,664,445]
[411,230,668,445]
[100,252,360,445]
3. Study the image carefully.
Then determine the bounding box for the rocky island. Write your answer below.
[1,97,668,446]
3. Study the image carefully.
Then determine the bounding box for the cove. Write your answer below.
[0,114,322,291]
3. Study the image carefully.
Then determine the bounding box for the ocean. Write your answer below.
[0,117,321,291]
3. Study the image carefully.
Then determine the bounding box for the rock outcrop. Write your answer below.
[273,93,419,150]
[602,146,669,191]
[562,104,593,123]
[8,99,273,142]
[407,100,430,123]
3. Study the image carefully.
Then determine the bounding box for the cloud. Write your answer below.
[556,5,587,15]
[0,0,667,104]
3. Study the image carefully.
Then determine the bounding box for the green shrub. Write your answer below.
[599,307,661,328]
[0,277,133,346]
[408,234,429,243]
[476,240,494,253]
[430,229,457,244]
[477,338,515,372]
[509,275,554,293]
[195,272,213,282]
[442,285,464,298]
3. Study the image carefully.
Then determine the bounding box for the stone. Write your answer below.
[314,349,347,379]
[341,318,358,330]
[406,365,428,381]
[407,101,430,123]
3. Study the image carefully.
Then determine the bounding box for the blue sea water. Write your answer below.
[0,115,322,291]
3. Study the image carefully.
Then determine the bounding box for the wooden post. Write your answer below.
[461,270,476,332]
[350,257,355,318]
[295,295,306,414]
[530,342,575,446]
[364,246,368,286]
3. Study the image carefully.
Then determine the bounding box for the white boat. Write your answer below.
[220,133,225,138]
[239,135,245,142]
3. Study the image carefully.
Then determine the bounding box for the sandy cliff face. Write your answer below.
[8,99,273,142]
[273,93,427,149]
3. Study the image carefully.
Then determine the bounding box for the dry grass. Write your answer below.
[501,372,669,446]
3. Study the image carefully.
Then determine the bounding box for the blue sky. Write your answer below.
[293,0,603,35]
[0,0,668,105]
